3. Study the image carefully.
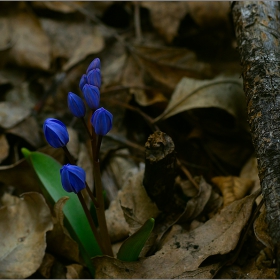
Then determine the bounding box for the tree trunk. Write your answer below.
[232,1,280,274]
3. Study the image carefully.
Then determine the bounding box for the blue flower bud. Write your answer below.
[68,92,86,118]
[82,84,100,110]
[43,118,69,148]
[60,164,86,194]
[86,58,101,74]
[87,69,101,88]
[79,74,88,91]
[91,107,113,136]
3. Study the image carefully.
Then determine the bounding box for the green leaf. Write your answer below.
[117,218,155,262]
[21,148,102,276]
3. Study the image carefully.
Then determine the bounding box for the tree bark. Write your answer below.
[232,1,280,273]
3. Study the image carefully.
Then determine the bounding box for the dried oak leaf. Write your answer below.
[211,176,254,206]
[93,191,259,278]
[47,197,80,263]
[0,192,53,278]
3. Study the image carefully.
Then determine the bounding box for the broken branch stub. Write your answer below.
[143,131,177,212]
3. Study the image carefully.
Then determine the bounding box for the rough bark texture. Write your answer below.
[143,131,177,212]
[232,0,280,257]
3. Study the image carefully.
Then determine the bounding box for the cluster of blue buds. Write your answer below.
[43,58,113,194]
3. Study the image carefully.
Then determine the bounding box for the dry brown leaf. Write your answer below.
[0,192,53,278]
[211,176,254,206]
[218,258,276,279]
[32,1,84,13]
[93,255,221,279]
[240,156,262,203]
[38,253,55,279]
[4,10,51,70]
[141,2,189,43]
[93,191,259,278]
[122,55,167,106]
[0,102,30,129]
[0,134,9,163]
[40,18,104,67]
[254,208,273,250]
[178,176,212,222]
[66,264,86,279]
[102,53,127,87]
[47,197,80,263]
[154,76,247,125]
[133,45,212,90]
[63,29,104,71]
[105,169,160,242]
[7,116,41,148]
[187,1,230,28]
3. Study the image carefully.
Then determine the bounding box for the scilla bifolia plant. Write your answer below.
[40,58,154,266]
[43,58,113,256]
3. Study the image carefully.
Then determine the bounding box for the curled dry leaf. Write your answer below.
[141,2,189,43]
[0,102,30,129]
[4,11,51,70]
[154,76,247,125]
[122,55,167,106]
[133,45,212,90]
[105,169,160,242]
[178,176,212,222]
[211,176,254,206]
[0,192,53,278]
[254,208,273,250]
[47,197,80,263]
[0,134,9,163]
[93,191,259,278]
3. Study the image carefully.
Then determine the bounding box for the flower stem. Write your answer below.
[76,191,105,254]
[93,159,113,257]
[91,126,113,257]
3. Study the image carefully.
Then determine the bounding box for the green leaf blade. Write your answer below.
[117,218,155,262]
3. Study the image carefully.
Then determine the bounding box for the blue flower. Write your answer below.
[86,58,101,74]
[91,107,113,136]
[60,164,86,194]
[82,84,100,110]
[43,118,69,148]
[87,69,101,88]
[79,74,88,91]
[68,92,86,118]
